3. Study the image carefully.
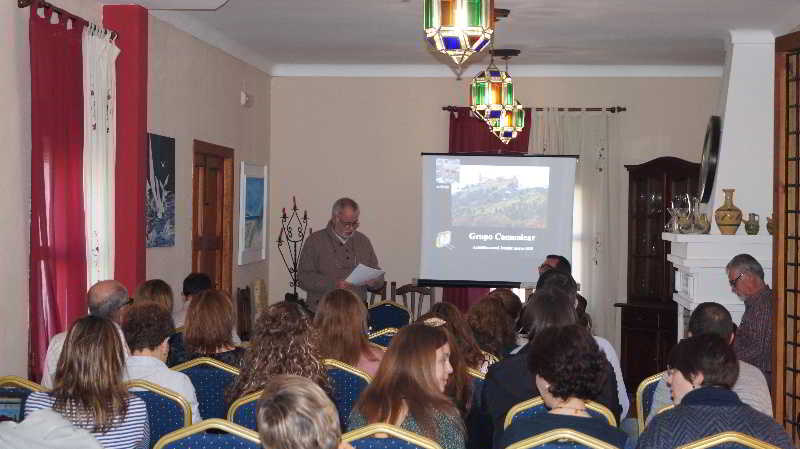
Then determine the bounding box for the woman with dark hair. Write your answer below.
[349,322,465,449]
[24,316,150,449]
[639,334,791,448]
[486,288,522,325]
[499,324,630,449]
[428,302,486,371]
[313,289,383,376]
[226,301,330,404]
[172,289,245,367]
[466,297,516,359]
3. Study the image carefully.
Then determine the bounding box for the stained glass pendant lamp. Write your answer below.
[423,0,496,65]
[470,48,525,144]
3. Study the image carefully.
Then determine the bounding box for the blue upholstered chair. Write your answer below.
[172,357,239,420]
[676,431,778,449]
[127,380,191,449]
[153,418,260,449]
[368,301,411,332]
[324,359,372,430]
[503,428,618,449]
[635,370,666,434]
[504,397,617,430]
[227,390,262,431]
[468,368,485,410]
[368,328,399,348]
[0,376,46,421]
[343,423,443,449]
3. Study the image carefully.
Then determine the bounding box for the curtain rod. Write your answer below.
[19,0,119,39]
[442,106,627,113]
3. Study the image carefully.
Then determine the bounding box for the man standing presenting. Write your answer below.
[298,197,384,309]
[726,254,774,387]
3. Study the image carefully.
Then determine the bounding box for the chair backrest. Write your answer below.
[153,418,261,449]
[0,376,45,422]
[127,380,191,449]
[393,284,433,319]
[324,359,372,430]
[368,328,399,348]
[635,370,665,434]
[367,282,388,306]
[504,397,616,430]
[172,357,240,420]
[227,389,263,431]
[368,301,411,331]
[503,428,618,449]
[467,368,485,410]
[676,431,782,449]
[342,423,443,449]
[481,350,499,367]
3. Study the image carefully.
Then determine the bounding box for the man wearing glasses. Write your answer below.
[298,197,384,309]
[726,254,773,388]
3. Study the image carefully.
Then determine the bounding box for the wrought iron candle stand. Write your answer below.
[276,196,310,306]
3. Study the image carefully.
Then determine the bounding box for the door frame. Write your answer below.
[192,139,234,295]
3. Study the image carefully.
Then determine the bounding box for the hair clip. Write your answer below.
[423,317,446,327]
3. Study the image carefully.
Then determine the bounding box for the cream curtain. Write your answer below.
[82,25,120,286]
[528,109,622,343]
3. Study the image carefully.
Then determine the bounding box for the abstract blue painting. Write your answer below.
[239,162,268,265]
[244,177,264,250]
[146,133,175,248]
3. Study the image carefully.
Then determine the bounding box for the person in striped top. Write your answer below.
[25,316,150,449]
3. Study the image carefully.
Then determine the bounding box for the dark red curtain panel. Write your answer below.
[442,107,531,313]
[29,2,87,381]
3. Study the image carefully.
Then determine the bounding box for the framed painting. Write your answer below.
[238,162,268,265]
[146,133,175,248]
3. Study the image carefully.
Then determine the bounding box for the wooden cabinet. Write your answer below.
[616,157,699,392]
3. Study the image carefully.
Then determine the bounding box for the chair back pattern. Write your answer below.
[368,328,399,348]
[504,428,618,449]
[368,301,411,332]
[676,431,782,449]
[392,283,433,319]
[324,359,372,430]
[635,370,665,434]
[504,397,616,430]
[172,357,240,420]
[342,423,443,449]
[127,380,191,449]
[153,418,260,449]
[0,376,46,421]
[227,389,263,431]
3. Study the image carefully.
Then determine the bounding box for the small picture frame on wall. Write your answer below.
[238,162,268,265]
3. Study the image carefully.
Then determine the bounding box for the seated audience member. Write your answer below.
[646,302,772,426]
[429,302,488,372]
[486,288,523,332]
[25,316,150,449]
[122,302,202,423]
[313,289,384,377]
[133,279,174,311]
[256,375,351,449]
[41,280,130,388]
[499,325,631,449]
[171,289,245,368]
[172,273,212,328]
[349,322,466,449]
[466,297,516,359]
[478,284,621,448]
[638,334,791,448]
[417,313,473,417]
[226,301,330,404]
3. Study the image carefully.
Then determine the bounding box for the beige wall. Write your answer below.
[269,76,720,341]
[0,0,101,376]
[147,16,271,306]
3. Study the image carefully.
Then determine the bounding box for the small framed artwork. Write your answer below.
[238,162,268,265]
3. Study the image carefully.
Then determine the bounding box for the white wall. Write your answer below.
[147,15,271,304]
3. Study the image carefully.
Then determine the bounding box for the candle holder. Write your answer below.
[276,196,310,301]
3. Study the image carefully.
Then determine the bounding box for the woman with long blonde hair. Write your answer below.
[313,289,383,376]
[349,322,465,449]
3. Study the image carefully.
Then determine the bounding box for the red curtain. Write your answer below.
[29,2,87,381]
[442,107,531,313]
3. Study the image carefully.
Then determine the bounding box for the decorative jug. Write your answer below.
[714,189,743,235]
[743,213,760,235]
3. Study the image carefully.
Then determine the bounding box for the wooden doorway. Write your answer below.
[774,30,800,443]
[192,140,234,295]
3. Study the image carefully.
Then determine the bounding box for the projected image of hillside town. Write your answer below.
[449,164,550,228]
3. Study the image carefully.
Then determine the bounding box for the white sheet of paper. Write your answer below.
[345,264,385,286]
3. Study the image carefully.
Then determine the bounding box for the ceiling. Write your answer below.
[149,0,800,74]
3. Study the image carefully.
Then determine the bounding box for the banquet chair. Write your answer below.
[324,359,372,430]
[676,431,781,449]
[342,423,443,449]
[368,301,411,331]
[227,389,263,431]
[505,397,616,430]
[172,357,239,420]
[368,328,399,348]
[504,428,618,449]
[153,418,260,449]
[635,370,666,434]
[0,376,45,421]
[127,380,191,448]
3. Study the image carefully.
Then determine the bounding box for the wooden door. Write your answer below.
[192,140,234,294]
